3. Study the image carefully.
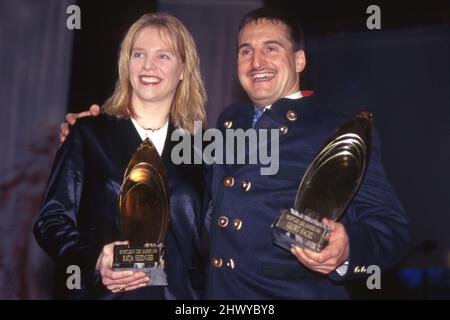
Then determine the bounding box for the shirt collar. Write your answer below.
[261,91,302,110]
[130,117,168,156]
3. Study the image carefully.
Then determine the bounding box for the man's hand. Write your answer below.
[95,241,149,293]
[59,104,101,144]
[290,218,349,274]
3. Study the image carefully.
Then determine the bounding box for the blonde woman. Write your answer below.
[35,13,207,299]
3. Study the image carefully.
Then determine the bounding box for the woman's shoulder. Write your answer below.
[73,113,129,133]
[68,113,130,145]
[74,112,116,127]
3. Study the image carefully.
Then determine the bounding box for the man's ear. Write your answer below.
[295,50,306,73]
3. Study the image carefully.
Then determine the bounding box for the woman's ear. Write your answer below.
[179,66,184,80]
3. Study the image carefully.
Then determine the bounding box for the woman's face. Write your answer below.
[129,26,184,108]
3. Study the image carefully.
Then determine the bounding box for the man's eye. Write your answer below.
[240,49,252,56]
[266,47,277,53]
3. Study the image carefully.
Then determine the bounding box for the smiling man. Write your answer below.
[205,8,411,299]
[237,16,305,108]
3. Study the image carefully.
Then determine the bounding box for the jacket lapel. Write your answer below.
[109,116,142,164]
[161,122,176,165]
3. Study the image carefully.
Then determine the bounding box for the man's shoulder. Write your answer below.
[70,113,129,143]
[218,101,253,122]
[217,97,355,128]
[309,104,351,123]
[290,95,351,125]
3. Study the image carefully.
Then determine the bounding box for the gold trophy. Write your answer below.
[113,138,170,285]
[272,111,373,252]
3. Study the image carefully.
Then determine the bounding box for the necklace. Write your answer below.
[143,125,163,132]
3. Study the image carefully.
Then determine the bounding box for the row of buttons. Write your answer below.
[225,121,290,135]
[224,109,298,133]
[212,257,236,269]
[215,172,247,271]
[216,108,296,275]
[213,110,299,275]
[223,177,251,191]
[218,216,243,230]
[354,266,369,273]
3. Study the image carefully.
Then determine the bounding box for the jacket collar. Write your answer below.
[110,116,142,160]
[267,94,316,117]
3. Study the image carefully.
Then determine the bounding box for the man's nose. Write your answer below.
[251,51,266,69]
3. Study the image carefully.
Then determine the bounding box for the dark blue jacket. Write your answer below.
[205,96,411,299]
[34,114,205,299]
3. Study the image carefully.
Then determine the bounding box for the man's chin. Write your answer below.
[247,91,274,104]
[248,98,274,107]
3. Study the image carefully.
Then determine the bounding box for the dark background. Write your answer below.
[69,0,450,112]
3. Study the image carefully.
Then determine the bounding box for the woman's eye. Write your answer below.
[160,54,170,59]
[133,52,144,58]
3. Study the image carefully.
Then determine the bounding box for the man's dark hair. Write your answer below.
[238,7,304,51]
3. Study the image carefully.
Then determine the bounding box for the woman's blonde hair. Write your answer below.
[103,13,206,134]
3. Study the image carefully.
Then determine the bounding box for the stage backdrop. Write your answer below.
[304,25,450,269]
[0,0,74,299]
[160,0,262,128]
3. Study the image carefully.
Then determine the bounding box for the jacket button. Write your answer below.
[226,258,236,269]
[218,216,229,227]
[286,110,298,121]
[232,218,243,230]
[212,257,223,268]
[224,120,233,129]
[241,180,251,192]
[224,176,234,187]
[279,125,288,135]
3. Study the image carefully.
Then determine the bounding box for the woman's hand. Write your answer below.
[95,241,149,293]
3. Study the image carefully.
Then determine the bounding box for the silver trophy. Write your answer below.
[272,111,373,252]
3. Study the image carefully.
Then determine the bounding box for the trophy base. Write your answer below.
[272,208,330,252]
[113,243,167,286]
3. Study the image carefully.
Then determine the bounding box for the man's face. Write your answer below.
[237,19,305,107]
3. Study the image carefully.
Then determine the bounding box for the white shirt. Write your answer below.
[130,118,168,156]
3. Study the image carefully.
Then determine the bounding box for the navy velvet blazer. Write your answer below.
[205,95,412,299]
[34,114,205,299]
